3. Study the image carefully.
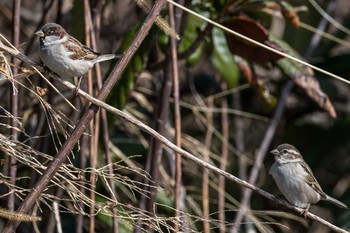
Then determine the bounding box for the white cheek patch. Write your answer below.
[44,35,68,46]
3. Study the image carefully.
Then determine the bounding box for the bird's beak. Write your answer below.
[35,30,44,38]
[270,149,279,156]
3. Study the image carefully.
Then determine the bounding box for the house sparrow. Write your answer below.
[35,22,121,78]
[269,143,347,215]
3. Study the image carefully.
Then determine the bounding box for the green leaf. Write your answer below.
[178,11,208,66]
[211,27,239,88]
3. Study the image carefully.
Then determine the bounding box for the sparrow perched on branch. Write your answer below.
[35,22,121,79]
[269,143,347,215]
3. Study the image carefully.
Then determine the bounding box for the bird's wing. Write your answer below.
[300,162,327,199]
[64,36,100,61]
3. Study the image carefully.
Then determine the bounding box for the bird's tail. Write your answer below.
[325,195,348,209]
[95,54,122,63]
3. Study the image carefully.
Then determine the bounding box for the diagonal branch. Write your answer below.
[1,39,348,233]
[0,12,348,233]
[1,0,167,232]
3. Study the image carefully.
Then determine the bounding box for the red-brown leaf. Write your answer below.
[223,17,283,63]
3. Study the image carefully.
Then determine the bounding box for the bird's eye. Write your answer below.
[282,149,287,153]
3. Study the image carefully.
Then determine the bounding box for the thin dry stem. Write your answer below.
[166,0,350,85]
[0,46,347,232]
[8,0,21,214]
[219,86,229,233]
[203,97,214,233]
[135,0,180,40]
[0,14,348,233]
[2,1,168,232]
[230,81,294,233]
[168,1,183,232]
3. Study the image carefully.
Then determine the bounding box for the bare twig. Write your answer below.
[1,47,347,232]
[203,97,213,233]
[83,2,98,232]
[231,1,339,231]
[135,0,180,40]
[233,91,253,232]
[134,2,180,232]
[53,201,63,233]
[0,132,158,230]
[84,1,120,232]
[304,0,337,58]
[167,0,350,85]
[230,81,294,233]
[0,15,348,233]
[76,134,87,233]
[89,112,98,233]
[2,0,167,232]
[0,207,41,222]
[141,35,175,233]
[8,0,21,214]
[167,1,183,232]
[219,85,228,233]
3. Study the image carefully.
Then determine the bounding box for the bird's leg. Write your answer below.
[42,66,51,76]
[302,204,310,217]
[74,76,83,95]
